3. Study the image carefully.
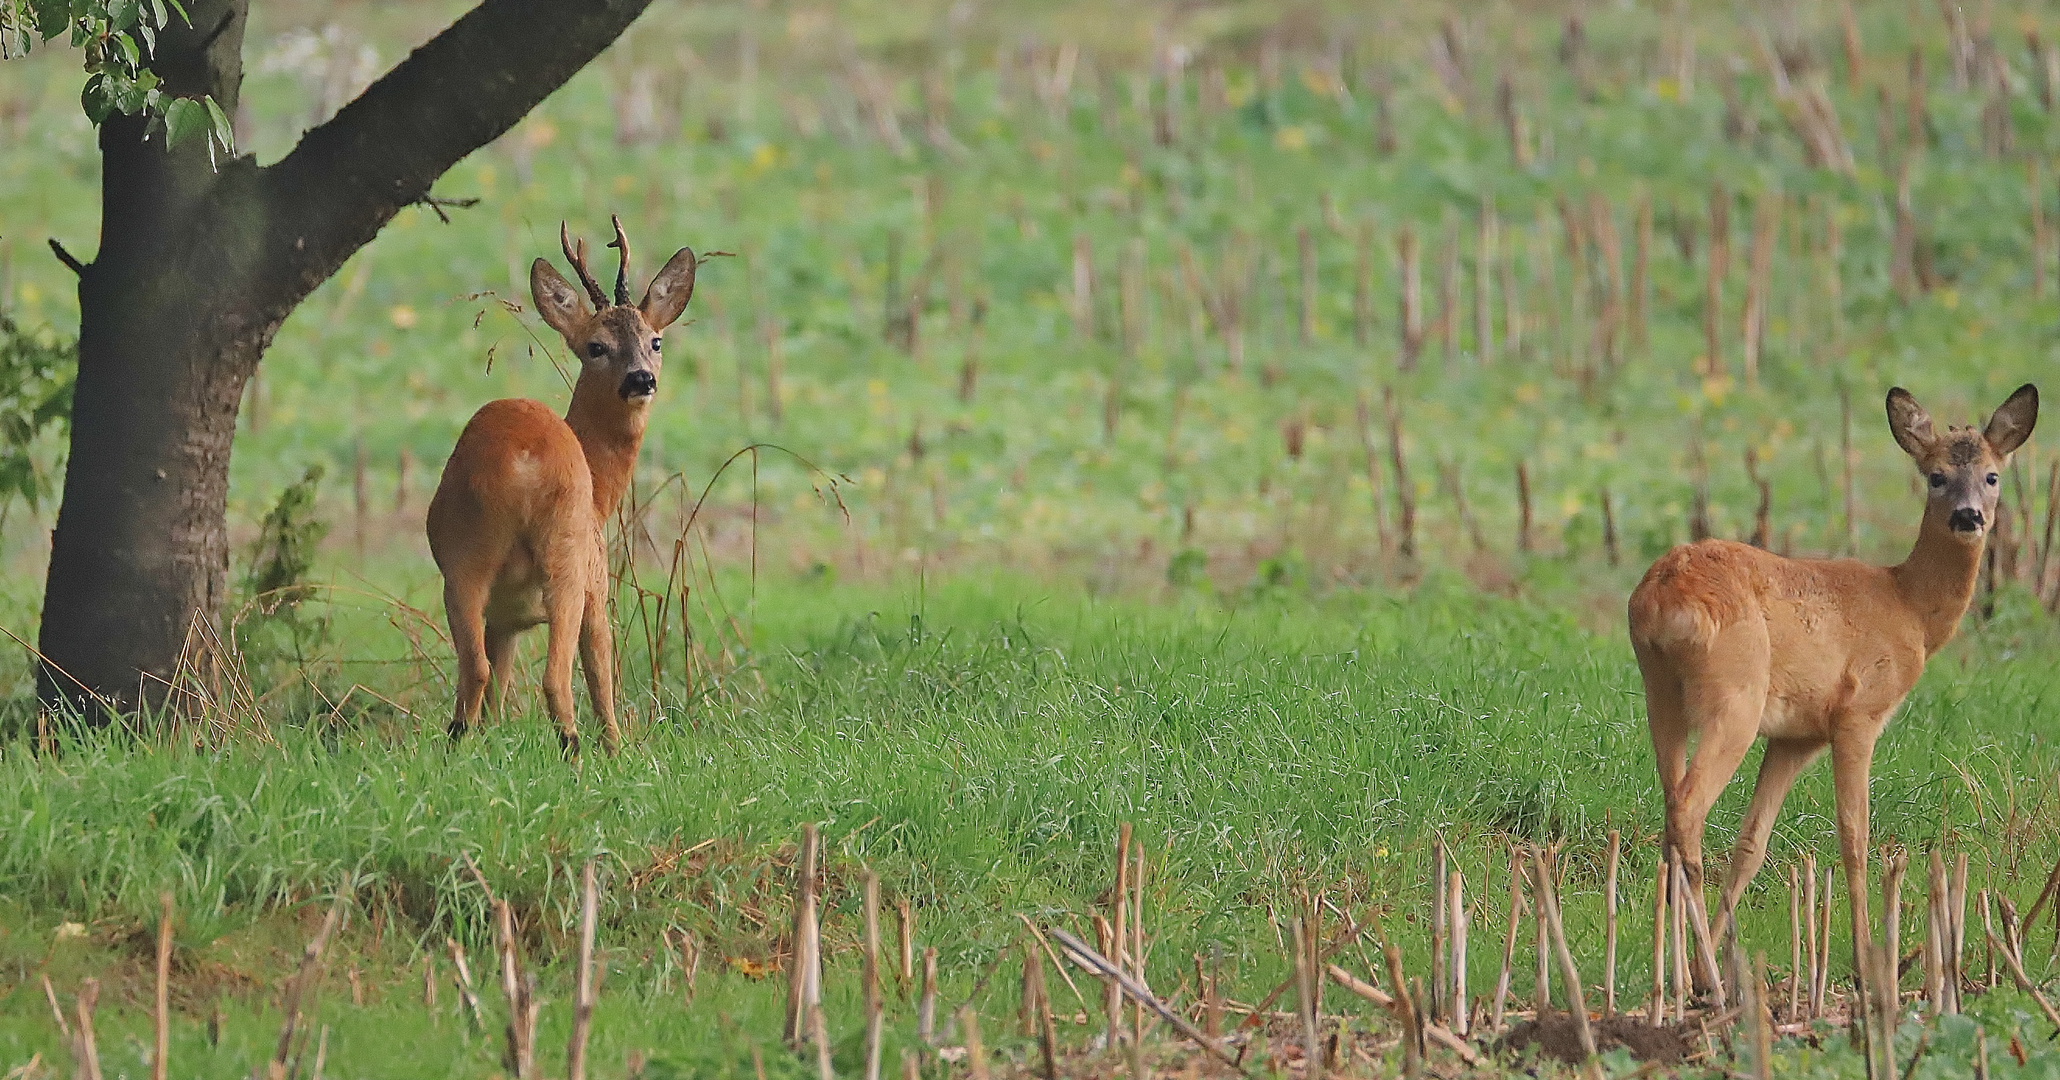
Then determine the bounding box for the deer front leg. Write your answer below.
[578,587,620,756]
[1714,738,1826,948]
[1831,725,1882,1034]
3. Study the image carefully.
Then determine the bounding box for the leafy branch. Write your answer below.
[1,0,233,160]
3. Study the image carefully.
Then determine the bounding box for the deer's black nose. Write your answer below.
[1949,507,1985,533]
[619,370,656,399]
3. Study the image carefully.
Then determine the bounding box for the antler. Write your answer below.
[559,222,608,308]
[607,214,633,307]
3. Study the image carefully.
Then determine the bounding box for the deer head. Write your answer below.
[530,216,700,404]
[1887,383,2038,539]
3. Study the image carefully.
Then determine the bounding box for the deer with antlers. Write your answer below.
[428,217,702,756]
[1629,382,2036,984]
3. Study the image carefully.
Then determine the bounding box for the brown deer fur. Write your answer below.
[428,219,701,756]
[1628,383,2036,967]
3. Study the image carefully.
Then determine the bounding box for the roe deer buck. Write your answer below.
[428,217,703,756]
[1628,382,2036,989]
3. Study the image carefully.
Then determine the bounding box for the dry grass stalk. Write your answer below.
[270,892,346,1080]
[1475,199,1497,364]
[1133,840,1149,1039]
[446,937,485,1029]
[1381,939,1423,1079]
[1891,160,1918,303]
[1815,866,1834,1016]
[1354,391,1392,555]
[1803,855,1821,1017]
[1046,927,1239,1066]
[1987,928,2060,1033]
[1704,183,1729,377]
[1926,850,1946,1014]
[75,977,102,1080]
[1298,226,1317,345]
[1031,950,1060,1080]
[1630,193,1651,355]
[1292,918,1324,1080]
[1787,865,1803,1021]
[918,947,939,1044]
[1397,227,1425,370]
[1651,857,1669,1027]
[1980,890,1997,990]
[1950,852,1970,1014]
[1354,222,1374,347]
[494,900,535,1079]
[1516,462,1534,554]
[1493,844,1522,1030]
[1324,964,1481,1066]
[1604,830,1620,1016]
[1671,855,1690,1023]
[1749,955,1774,1080]
[1602,486,1620,566]
[1589,194,1623,369]
[155,892,172,1080]
[310,1025,329,1080]
[787,824,822,1045]
[1384,388,1417,559]
[1840,386,1858,555]
[1449,869,1469,1034]
[1741,191,1779,385]
[1534,858,1551,1015]
[423,954,437,1011]
[1431,837,1448,1022]
[864,873,884,1080]
[1534,847,1597,1059]
[1110,822,1132,1040]
[42,974,71,1041]
[1436,215,1459,362]
[1883,852,1907,1022]
[1071,233,1094,340]
[568,861,600,1080]
[897,899,915,992]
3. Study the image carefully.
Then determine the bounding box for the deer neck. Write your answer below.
[1889,502,1986,655]
[565,374,649,522]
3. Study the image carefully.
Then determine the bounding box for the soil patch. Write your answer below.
[1497,1011,1693,1064]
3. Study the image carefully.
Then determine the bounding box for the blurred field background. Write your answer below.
[4,0,2060,1076]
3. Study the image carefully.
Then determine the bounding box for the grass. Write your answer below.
[4,0,2060,1075]
[4,576,2060,1076]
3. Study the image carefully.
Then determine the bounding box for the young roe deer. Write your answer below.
[427,218,702,756]
[1628,382,2036,979]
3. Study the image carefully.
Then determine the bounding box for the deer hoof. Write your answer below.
[559,731,582,760]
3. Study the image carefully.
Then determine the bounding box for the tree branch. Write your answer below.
[256,0,656,311]
[48,239,86,276]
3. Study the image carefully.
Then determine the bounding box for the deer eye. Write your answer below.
[1928,473,1946,488]
[651,338,662,353]
[586,342,606,359]
[1987,472,2000,486]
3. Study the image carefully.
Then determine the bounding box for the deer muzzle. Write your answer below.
[1948,507,1985,533]
[619,370,657,400]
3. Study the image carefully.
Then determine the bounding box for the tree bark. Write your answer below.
[38,0,660,714]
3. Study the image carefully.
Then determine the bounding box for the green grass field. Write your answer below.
[5,0,2060,1076]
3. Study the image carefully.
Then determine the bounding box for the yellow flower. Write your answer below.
[388,305,418,330]
[1274,125,1310,152]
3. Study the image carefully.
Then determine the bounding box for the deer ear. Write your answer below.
[1985,383,2039,457]
[531,258,590,338]
[640,247,699,330]
[1886,388,1937,459]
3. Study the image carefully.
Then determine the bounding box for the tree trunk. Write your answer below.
[38,0,660,715]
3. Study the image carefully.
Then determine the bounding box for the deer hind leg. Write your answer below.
[578,586,619,755]
[1713,737,1826,949]
[1668,619,1772,897]
[444,577,493,742]
[483,625,519,721]
[540,585,585,758]
[1636,649,1689,840]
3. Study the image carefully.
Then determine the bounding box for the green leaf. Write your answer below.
[29,0,65,42]
[203,93,233,155]
[107,0,139,31]
[112,68,148,113]
[162,95,204,148]
[79,71,114,124]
